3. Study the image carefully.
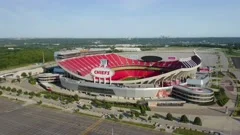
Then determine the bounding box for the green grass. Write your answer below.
[40,104,62,110]
[173,128,208,135]
[119,121,155,129]
[227,72,237,79]
[74,111,101,119]
[0,95,26,104]
[237,87,240,92]
[211,71,225,78]
[214,88,229,106]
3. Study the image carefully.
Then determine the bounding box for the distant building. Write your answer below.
[115,47,141,52]
[8,48,14,50]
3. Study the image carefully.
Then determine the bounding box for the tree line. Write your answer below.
[0,47,56,70]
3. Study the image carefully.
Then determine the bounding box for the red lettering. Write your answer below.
[94,70,110,75]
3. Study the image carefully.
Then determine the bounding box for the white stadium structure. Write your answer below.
[55,49,213,103]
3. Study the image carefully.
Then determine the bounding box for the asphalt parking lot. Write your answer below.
[0,97,164,135]
[231,57,240,69]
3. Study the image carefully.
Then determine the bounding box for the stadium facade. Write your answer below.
[56,49,205,100]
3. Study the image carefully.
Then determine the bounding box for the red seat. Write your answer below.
[58,53,183,77]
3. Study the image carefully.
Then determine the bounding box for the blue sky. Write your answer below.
[0,0,239,38]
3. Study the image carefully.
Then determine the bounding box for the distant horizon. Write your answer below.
[1,36,240,39]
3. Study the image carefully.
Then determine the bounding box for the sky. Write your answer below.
[0,0,239,38]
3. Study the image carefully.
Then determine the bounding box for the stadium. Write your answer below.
[55,49,202,100]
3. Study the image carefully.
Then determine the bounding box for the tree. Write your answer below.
[1,86,6,90]
[148,116,152,121]
[73,94,79,101]
[6,87,11,91]
[28,77,36,85]
[28,72,32,77]
[44,94,51,99]
[17,89,22,94]
[24,91,28,95]
[140,106,146,115]
[193,117,202,126]
[82,104,88,109]
[104,102,112,109]
[35,93,41,97]
[21,72,27,78]
[11,79,16,83]
[180,115,189,123]
[166,113,173,121]
[119,114,123,119]
[228,46,233,54]
[134,112,140,117]
[51,95,58,100]
[29,92,35,96]
[37,100,42,105]
[11,88,17,92]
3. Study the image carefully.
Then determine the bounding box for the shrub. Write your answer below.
[73,94,79,101]
[166,113,173,121]
[51,95,59,100]
[0,91,2,95]
[11,88,17,92]
[148,116,152,121]
[193,117,202,126]
[134,111,140,117]
[44,94,51,99]
[6,87,11,91]
[24,91,28,95]
[119,114,123,119]
[82,104,88,110]
[140,106,146,115]
[215,88,229,106]
[35,93,41,97]
[17,89,22,94]
[11,79,16,83]
[37,100,42,105]
[180,115,189,123]
[29,92,35,96]
[28,77,36,85]
[21,72,27,78]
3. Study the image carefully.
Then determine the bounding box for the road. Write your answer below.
[0,97,167,135]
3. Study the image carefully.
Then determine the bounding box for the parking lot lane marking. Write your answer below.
[81,118,104,135]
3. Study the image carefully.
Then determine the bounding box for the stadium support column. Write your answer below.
[171,74,175,85]
[109,77,112,85]
[93,77,95,83]
[104,78,106,84]
[162,77,165,87]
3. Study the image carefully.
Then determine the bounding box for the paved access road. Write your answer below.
[0,97,167,135]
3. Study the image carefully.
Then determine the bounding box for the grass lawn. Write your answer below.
[173,128,208,135]
[120,121,155,129]
[40,104,63,110]
[237,87,240,92]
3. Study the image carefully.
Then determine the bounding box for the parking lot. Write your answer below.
[231,57,240,69]
[0,97,163,135]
